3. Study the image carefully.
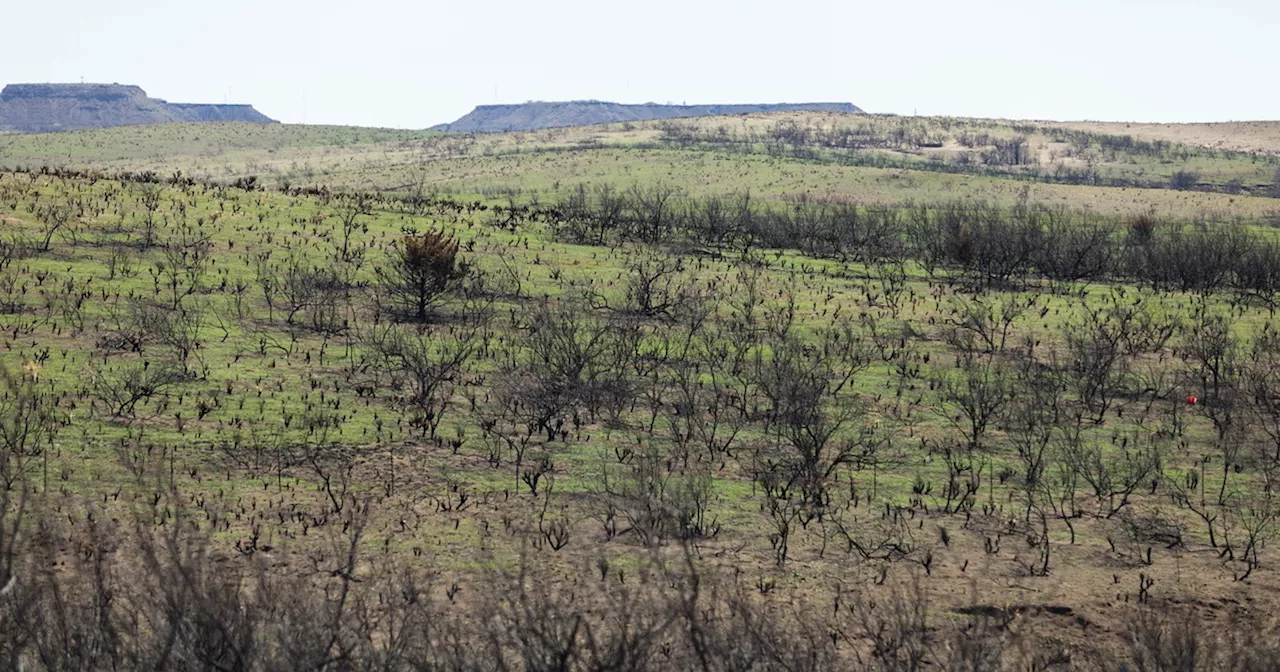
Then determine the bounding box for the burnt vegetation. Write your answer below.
[649,117,1280,196]
[3,162,1280,670]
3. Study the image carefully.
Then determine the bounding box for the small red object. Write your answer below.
[1186,395,1199,405]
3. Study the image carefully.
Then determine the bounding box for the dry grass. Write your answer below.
[1046,120,1280,155]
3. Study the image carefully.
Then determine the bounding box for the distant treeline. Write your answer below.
[553,182,1280,298]
[649,121,1280,196]
[10,165,1280,300]
[1,164,554,223]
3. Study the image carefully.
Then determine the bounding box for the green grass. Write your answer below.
[0,171,1246,523]
[4,114,1280,648]
[5,115,1279,222]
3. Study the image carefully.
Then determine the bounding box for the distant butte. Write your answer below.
[0,83,276,133]
[430,100,863,133]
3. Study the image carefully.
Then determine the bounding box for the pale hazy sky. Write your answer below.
[3,0,1276,128]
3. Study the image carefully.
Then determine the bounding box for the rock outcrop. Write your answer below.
[431,100,862,133]
[0,83,276,133]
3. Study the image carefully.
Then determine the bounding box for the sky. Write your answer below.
[2,0,1276,128]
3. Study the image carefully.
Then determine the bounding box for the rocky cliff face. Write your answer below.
[431,100,863,133]
[166,103,276,123]
[0,83,276,133]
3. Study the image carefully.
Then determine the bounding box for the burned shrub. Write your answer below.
[377,229,468,321]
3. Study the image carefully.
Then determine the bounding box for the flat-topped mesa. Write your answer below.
[0,83,276,133]
[0,83,150,101]
[166,103,275,123]
[431,100,863,133]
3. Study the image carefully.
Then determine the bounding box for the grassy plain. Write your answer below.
[4,113,1279,212]
[2,112,1280,666]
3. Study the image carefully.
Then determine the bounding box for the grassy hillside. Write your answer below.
[5,113,1277,219]
[1046,120,1280,156]
[1,114,1280,667]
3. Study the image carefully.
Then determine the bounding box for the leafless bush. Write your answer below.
[589,250,699,321]
[1061,291,1177,423]
[557,182,629,245]
[278,254,349,333]
[371,321,482,441]
[33,201,75,253]
[1061,429,1162,519]
[942,293,1036,356]
[89,358,186,420]
[626,184,682,243]
[594,443,720,545]
[0,365,59,491]
[153,215,213,311]
[1035,213,1116,286]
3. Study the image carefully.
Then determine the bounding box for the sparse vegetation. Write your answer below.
[2,110,1280,670]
